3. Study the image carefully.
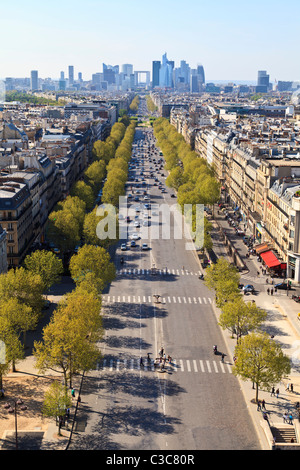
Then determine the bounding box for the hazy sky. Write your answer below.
[0,0,299,82]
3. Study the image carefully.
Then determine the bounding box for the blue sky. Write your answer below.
[0,0,299,82]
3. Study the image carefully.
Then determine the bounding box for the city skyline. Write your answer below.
[0,0,299,82]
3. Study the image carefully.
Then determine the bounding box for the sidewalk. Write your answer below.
[207,209,300,450]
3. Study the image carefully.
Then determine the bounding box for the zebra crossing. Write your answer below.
[102,294,213,305]
[117,268,202,277]
[97,357,232,375]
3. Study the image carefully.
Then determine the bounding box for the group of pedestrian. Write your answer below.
[270,386,280,398]
[283,412,294,424]
[267,287,277,295]
[286,382,294,392]
[257,399,266,411]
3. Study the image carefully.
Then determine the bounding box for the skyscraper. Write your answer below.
[159,53,174,88]
[68,66,74,86]
[30,70,38,91]
[256,70,270,92]
[152,61,161,88]
[122,64,133,76]
[190,65,205,93]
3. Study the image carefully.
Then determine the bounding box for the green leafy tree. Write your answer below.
[0,267,44,316]
[42,381,72,435]
[84,160,106,196]
[233,332,291,403]
[166,166,187,191]
[0,316,24,385]
[34,285,103,387]
[69,244,116,293]
[219,298,267,342]
[204,257,241,307]
[70,180,95,212]
[24,250,63,292]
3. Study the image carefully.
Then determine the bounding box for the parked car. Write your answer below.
[274,282,289,290]
[142,243,149,250]
[121,243,127,251]
[243,284,255,294]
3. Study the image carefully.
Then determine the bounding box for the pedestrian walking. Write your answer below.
[261,399,266,410]
[286,383,290,392]
[267,288,270,295]
[283,413,288,423]
[275,287,277,293]
[289,413,293,424]
[291,383,294,392]
[71,388,75,398]
[271,288,273,296]
[221,353,225,362]
[257,401,261,411]
[276,388,280,398]
[271,386,275,396]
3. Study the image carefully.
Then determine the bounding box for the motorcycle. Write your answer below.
[120,257,124,265]
[213,345,217,355]
[199,274,204,280]
[292,295,300,302]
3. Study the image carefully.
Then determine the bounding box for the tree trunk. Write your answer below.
[256,382,259,403]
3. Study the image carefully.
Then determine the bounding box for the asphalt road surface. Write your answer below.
[69,117,261,451]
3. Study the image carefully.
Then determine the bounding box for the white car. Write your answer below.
[142,243,149,250]
[130,233,140,240]
[121,243,127,251]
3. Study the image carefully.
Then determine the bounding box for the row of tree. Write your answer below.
[0,242,115,388]
[146,95,157,113]
[204,258,291,403]
[153,118,220,251]
[0,250,63,388]
[129,95,140,113]
[35,116,136,385]
[47,119,135,253]
[36,117,137,418]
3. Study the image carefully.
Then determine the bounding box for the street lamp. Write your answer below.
[5,399,27,450]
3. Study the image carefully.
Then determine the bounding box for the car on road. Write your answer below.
[142,243,149,250]
[121,243,127,251]
[130,240,137,247]
[274,282,289,290]
[243,284,255,294]
[130,233,140,240]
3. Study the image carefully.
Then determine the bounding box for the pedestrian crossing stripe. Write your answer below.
[101,295,213,305]
[117,268,202,277]
[97,358,232,374]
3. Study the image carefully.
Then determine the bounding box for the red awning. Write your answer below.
[260,250,281,268]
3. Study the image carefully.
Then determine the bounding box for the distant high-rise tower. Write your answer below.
[68,66,74,85]
[122,64,133,76]
[152,61,161,88]
[190,64,205,93]
[256,70,270,92]
[197,65,205,86]
[159,53,174,88]
[60,71,65,80]
[30,70,38,91]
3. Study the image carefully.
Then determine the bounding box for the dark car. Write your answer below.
[243,284,255,294]
[274,282,289,290]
